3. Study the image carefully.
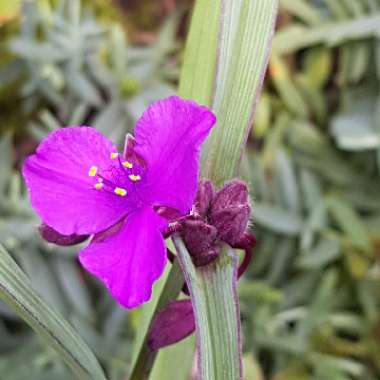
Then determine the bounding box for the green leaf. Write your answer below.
[66,71,103,107]
[178,0,221,105]
[203,0,278,185]
[280,0,322,26]
[273,14,380,54]
[254,203,303,235]
[179,0,278,185]
[0,245,107,380]
[303,47,332,88]
[238,281,283,304]
[13,246,66,313]
[298,238,341,269]
[326,197,371,251]
[150,335,195,380]
[0,0,20,24]
[275,149,301,214]
[0,135,13,194]
[269,53,309,118]
[242,354,265,380]
[331,86,379,151]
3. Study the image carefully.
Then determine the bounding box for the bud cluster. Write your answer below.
[148,179,255,351]
[180,179,251,266]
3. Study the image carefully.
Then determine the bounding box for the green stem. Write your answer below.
[129,258,185,380]
[172,235,241,380]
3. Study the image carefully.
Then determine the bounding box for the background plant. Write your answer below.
[0,0,380,379]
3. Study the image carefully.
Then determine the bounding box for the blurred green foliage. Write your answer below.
[0,0,379,379]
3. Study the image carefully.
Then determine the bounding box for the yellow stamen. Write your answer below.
[129,174,141,182]
[94,182,103,190]
[88,166,98,177]
[110,152,118,159]
[122,161,133,169]
[114,187,127,196]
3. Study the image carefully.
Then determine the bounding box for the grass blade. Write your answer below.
[0,245,107,380]
[203,0,278,185]
[178,0,221,105]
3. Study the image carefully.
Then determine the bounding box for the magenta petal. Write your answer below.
[134,96,216,214]
[79,207,168,308]
[23,127,130,235]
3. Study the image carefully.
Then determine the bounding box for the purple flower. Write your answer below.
[23,96,216,308]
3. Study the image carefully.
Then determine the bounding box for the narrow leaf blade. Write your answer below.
[0,245,107,380]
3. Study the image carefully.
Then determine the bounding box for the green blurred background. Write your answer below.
[0,0,380,379]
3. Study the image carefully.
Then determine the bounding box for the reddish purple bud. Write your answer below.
[212,180,249,208]
[39,224,88,246]
[211,204,250,246]
[210,180,251,246]
[180,218,219,266]
[148,300,195,350]
[194,179,214,218]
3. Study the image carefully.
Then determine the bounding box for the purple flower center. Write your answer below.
[88,153,146,207]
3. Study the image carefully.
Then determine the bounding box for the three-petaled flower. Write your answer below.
[23,96,216,308]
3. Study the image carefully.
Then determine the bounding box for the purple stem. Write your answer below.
[163,222,183,239]
[232,232,256,278]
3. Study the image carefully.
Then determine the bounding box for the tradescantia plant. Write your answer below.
[2,1,380,379]
[130,1,278,379]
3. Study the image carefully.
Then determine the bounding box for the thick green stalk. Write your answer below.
[173,235,241,380]
[178,0,221,105]
[176,1,278,379]
[201,0,278,185]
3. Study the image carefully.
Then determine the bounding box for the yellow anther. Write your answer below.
[114,187,127,196]
[129,174,141,182]
[94,182,103,190]
[88,166,98,177]
[122,161,133,169]
[110,152,118,159]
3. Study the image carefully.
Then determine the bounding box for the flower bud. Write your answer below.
[212,180,249,207]
[193,180,214,217]
[148,300,195,350]
[211,205,250,246]
[210,180,250,246]
[180,218,219,266]
[39,224,88,246]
